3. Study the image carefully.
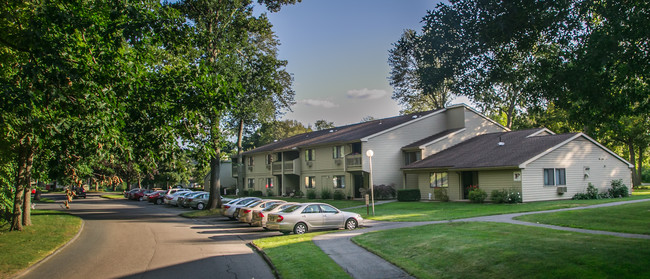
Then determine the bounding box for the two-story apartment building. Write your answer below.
[235,103,633,202]
[235,104,507,198]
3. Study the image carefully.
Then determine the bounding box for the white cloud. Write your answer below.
[297,99,339,108]
[347,88,387,100]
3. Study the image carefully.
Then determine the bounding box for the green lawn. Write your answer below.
[353,222,650,279]
[0,210,82,279]
[515,201,650,235]
[632,188,650,196]
[253,232,350,279]
[349,196,650,222]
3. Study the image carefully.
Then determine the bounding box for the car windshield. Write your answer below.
[248,201,263,207]
[263,203,282,211]
[280,204,302,213]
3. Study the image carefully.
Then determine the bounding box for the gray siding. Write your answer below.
[521,137,632,202]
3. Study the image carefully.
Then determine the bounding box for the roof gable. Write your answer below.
[403,129,580,170]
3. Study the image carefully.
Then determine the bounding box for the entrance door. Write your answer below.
[353,174,364,198]
[461,171,478,199]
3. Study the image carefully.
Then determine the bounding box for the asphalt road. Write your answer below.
[20,194,279,279]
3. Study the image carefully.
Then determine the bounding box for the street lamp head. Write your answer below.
[366,150,374,157]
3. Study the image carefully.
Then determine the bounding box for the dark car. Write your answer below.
[147,190,167,204]
[74,187,87,199]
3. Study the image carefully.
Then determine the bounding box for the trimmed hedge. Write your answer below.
[397,189,421,201]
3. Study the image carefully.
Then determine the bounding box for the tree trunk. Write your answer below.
[636,145,644,187]
[237,118,245,193]
[207,115,223,210]
[628,141,641,187]
[11,138,34,231]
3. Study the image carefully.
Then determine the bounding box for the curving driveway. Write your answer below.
[19,194,279,279]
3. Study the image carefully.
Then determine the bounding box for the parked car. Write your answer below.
[222,197,261,220]
[73,187,87,199]
[131,189,153,201]
[251,202,299,229]
[170,191,195,207]
[179,191,207,208]
[164,189,191,206]
[237,200,286,224]
[188,194,232,210]
[124,188,141,198]
[147,190,167,204]
[266,203,363,235]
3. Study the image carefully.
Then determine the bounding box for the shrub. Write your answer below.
[292,189,304,198]
[468,188,487,203]
[433,187,449,202]
[240,190,249,197]
[266,189,274,197]
[251,190,264,197]
[397,189,420,201]
[333,190,346,200]
[306,189,317,199]
[608,179,629,198]
[225,187,237,195]
[373,184,396,200]
[491,188,522,204]
[320,188,332,199]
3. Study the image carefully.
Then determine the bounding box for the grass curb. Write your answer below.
[248,242,281,279]
[6,217,84,279]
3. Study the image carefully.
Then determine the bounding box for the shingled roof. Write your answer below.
[403,129,580,170]
[243,108,445,155]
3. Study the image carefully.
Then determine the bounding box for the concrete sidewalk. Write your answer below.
[313,198,650,279]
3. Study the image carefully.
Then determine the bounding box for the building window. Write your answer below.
[430,172,448,188]
[404,151,421,166]
[555,169,566,185]
[544,168,566,186]
[305,149,315,161]
[266,154,273,165]
[332,146,344,159]
[305,176,315,188]
[247,156,254,166]
[266,178,274,188]
[333,175,345,188]
[247,178,255,189]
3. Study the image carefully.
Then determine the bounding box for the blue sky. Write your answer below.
[256,0,454,127]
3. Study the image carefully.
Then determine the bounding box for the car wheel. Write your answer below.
[197,203,204,210]
[345,218,358,230]
[293,222,308,235]
[138,197,143,201]
[155,199,163,205]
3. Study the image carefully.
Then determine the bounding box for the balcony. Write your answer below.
[345,154,362,171]
[269,159,301,175]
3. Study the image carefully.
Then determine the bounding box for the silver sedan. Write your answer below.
[266,203,363,234]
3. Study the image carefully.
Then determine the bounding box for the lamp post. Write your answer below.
[366,149,375,216]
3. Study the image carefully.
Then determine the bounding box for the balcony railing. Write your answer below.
[345,154,362,171]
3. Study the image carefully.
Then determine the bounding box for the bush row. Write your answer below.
[573,180,629,200]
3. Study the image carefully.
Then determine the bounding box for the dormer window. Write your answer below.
[404,151,421,166]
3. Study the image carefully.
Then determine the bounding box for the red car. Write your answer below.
[147,190,167,204]
[130,189,153,201]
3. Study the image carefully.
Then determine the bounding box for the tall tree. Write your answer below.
[173,0,298,209]
[398,0,648,185]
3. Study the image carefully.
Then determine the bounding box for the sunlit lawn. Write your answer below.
[516,200,650,235]
[0,210,81,279]
[253,232,350,279]
[349,195,650,222]
[353,222,650,279]
[632,188,650,196]
[100,194,125,199]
